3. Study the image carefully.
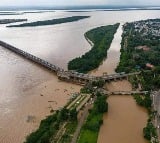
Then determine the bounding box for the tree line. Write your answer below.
[68,23,120,73]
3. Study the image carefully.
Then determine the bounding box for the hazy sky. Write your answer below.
[0,0,160,6]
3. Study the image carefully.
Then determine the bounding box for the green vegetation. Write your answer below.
[121,22,160,90]
[7,16,90,27]
[0,19,27,24]
[117,19,160,142]
[78,130,98,143]
[80,79,105,94]
[91,79,105,88]
[68,23,120,73]
[133,93,152,111]
[24,107,77,143]
[143,122,157,141]
[116,19,160,73]
[59,121,77,143]
[78,94,108,143]
[25,112,58,143]
[140,70,160,91]
[80,86,92,94]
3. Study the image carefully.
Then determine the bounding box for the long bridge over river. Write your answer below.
[0,40,141,84]
[97,88,149,96]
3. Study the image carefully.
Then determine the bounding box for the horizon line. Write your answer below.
[0,5,160,7]
[0,5,160,10]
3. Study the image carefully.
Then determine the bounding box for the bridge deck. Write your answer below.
[106,91,148,95]
[98,88,148,95]
[0,40,63,73]
[0,40,141,83]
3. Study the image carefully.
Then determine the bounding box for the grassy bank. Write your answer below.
[133,92,158,142]
[7,16,90,27]
[24,87,107,143]
[78,93,108,143]
[24,107,78,143]
[68,23,120,73]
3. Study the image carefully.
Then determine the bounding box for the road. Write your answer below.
[71,102,93,143]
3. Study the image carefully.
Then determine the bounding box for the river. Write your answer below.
[97,80,148,143]
[91,22,148,143]
[91,24,123,76]
[0,10,159,143]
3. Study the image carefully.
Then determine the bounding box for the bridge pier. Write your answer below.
[0,40,141,85]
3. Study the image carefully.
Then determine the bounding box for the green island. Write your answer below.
[68,23,120,73]
[116,19,160,143]
[0,19,27,24]
[7,16,90,27]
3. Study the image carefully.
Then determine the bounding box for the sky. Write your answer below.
[0,0,160,7]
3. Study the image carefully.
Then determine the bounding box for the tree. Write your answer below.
[57,108,69,121]
[95,96,108,113]
[69,108,77,120]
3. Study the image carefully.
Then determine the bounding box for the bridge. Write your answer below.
[0,40,141,84]
[104,90,148,95]
[97,88,149,96]
[101,72,141,82]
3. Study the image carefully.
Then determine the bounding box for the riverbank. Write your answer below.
[0,80,81,143]
[110,19,160,142]
[90,24,123,76]
[97,80,148,143]
[0,46,81,143]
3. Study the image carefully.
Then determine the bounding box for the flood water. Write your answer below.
[98,95,148,143]
[0,46,81,143]
[91,24,123,76]
[0,10,159,143]
[97,81,148,143]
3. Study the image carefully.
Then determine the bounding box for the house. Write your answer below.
[135,45,150,51]
[146,63,155,69]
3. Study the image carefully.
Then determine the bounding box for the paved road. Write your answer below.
[71,103,93,143]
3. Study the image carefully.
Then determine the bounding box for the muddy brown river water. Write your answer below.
[0,10,159,143]
[97,81,148,143]
[93,24,148,143]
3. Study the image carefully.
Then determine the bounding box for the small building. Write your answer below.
[146,63,155,69]
[135,45,150,51]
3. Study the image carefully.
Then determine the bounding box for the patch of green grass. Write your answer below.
[77,95,107,143]
[78,130,98,143]
[60,121,78,143]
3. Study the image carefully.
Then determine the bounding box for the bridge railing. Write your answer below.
[0,40,142,83]
[0,40,64,73]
